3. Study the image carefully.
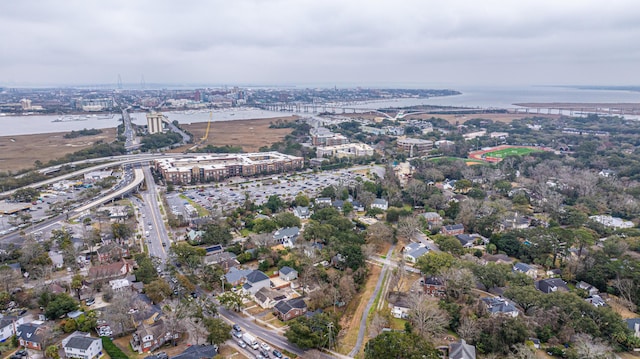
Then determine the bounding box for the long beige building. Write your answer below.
[316,143,374,158]
[155,152,304,184]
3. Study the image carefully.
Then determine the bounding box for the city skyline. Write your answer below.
[2,0,640,87]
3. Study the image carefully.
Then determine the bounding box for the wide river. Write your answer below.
[1,86,639,137]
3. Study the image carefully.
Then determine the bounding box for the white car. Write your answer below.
[260,342,271,351]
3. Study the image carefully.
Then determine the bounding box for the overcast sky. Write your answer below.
[1,0,640,88]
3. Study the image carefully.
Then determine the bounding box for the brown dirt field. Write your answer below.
[0,128,117,173]
[179,116,297,152]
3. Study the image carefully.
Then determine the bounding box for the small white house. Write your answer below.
[371,198,388,211]
[62,332,103,359]
[109,278,131,292]
[279,266,298,281]
[0,315,24,342]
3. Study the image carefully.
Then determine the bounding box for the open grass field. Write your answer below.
[0,128,117,173]
[469,145,550,163]
[485,146,543,158]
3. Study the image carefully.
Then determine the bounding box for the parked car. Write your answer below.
[85,298,95,306]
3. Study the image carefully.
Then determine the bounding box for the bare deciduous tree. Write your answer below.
[397,215,422,240]
[611,277,637,312]
[572,333,614,359]
[368,312,389,338]
[457,317,480,342]
[408,292,449,339]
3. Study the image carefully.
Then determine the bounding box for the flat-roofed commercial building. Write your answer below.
[155,152,304,184]
[396,137,434,153]
[316,143,374,158]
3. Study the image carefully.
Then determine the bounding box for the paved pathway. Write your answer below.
[348,245,395,357]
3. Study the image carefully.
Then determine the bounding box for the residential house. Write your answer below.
[332,200,344,211]
[186,229,205,243]
[62,332,103,359]
[96,244,126,263]
[449,339,476,359]
[17,323,46,350]
[88,260,132,281]
[204,252,239,272]
[626,318,640,338]
[371,198,388,211]
[273,227,299,248]
[109,278,131,292]
[130,320,178,353]
[171,345,218,359]
[273,298,308,321]
[403,242,429,263]
[441,224,464,236]
[254,287,286,309]
[585,295,606,307]
[314,197,332,207]
[421,212,443,229]
[577,281,599,296]
[512,263,537,278]
[224,267,253,287]
[350,200,365,212]
[536,278,570,294]
[293,206,310,219]
[483,254,514,265]
[456,234,477,248]
[482,297,519,317]
[242,270,272,295]
[279,266,298,281]
[130,294,163,329]
[599,169,615,178]
[500,215,531,232]
[388,293,411,319]
[0,315,24,342]
[203,244,224,256]
[422,276,446,297]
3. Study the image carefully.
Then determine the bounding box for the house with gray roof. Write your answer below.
[577,281,599,296]
[403,242,429,263]
[293,206,310,219]
[585,294,606,307]
[254,287,286,309]
[63,332,103,359]
[273,227,299,248]
[279,266,298,281]
[242,270,272,295]
[626,318,640,338]
[171,344,218,359]
[513,262,537,278]
[482,297,519,317]
[273,297,307,321]
[536,278,570,294]
[449,339,476,359]
[224,267,253,286]
[0,315,24,342]
[371,198,388,211]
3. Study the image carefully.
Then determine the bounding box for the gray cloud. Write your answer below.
[1,0,640,87]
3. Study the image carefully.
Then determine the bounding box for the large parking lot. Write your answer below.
[167,169,372,216]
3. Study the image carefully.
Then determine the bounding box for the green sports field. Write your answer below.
[485,147,542,158]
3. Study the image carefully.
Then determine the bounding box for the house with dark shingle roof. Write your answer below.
[171,344,218,359]
[242,270,271,295]
[513,262,537,278]
[17,323,45,350]
[62,332,103,359]
[273,297,307,321]
[0,315,24,342]
[254,287,286,309]
[536,278,570,294]
[293,206,310,219]
[449,339,476,359]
